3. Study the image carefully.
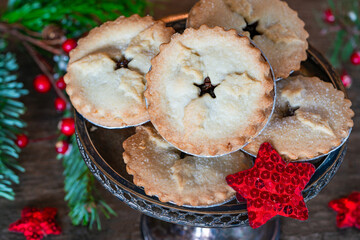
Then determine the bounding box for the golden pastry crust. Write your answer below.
[187,0,309,79]
[123,124,253,206]
[65,15,174,127]
[244,75,354,161]
[145,26,274,156]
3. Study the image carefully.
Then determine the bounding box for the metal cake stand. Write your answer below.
[74,14,349,240]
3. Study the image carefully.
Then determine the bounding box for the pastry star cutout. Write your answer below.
[226,142,315,228]
[329,192,360,229]
[9,207,61,240]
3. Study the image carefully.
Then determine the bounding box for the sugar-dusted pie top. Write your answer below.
[244,75,354,161]
[65,15,174,127]
[187,0,309,79]
[145,26,274,156]
[123,124,253,206]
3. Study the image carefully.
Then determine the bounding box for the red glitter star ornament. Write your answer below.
[226,142,315,228]
[329,192,360,229]
[9,207,61,240]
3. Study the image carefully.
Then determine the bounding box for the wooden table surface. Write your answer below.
[1,0,359,239]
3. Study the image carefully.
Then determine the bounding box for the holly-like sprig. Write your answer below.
[0,0,150,230]
[320,0,360,88]
[0,40,28,200]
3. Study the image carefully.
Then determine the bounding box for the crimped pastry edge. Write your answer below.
[266,0,309,79]
[145,25,275,157]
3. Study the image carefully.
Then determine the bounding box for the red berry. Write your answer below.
[15,134,29,148]
[62,39,77,53]
[33,74,51,93]
[54,97,67,111]
[350,51,360,65]
[60,118,75,136]
[55,140,69,154]
[340,72,352,88]
[56,76,66,90]
[323,9,335,24]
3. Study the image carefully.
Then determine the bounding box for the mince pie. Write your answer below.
[145,26,274,156]
[123,124,253,206]
[187,0,309,79]
[244,75,354,161]
[65,15,174,127]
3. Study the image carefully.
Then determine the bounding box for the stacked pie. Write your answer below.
[187,0,309,79]
[65,1,354,207]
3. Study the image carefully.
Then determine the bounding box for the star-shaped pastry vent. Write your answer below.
[194,76,218,98]
[282,103,300,117]
[243,20,261,39]
[115,57,131,70]
[329,192,360,229]
[226,142,316,228]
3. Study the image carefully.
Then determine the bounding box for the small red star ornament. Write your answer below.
[226,142,315,228]
[328,192,360,229]
[9,207,61,240]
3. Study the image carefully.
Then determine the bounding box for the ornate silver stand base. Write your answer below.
[141,215,280,240]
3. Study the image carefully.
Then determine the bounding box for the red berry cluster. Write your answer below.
[55,140,70,154]
[59,118,75,136]
[33,74,51,93]
[30,38,78,155]
[33,74,68,110]
[322,8,358,88]
[15,134,29,148]
[323,9,335,24]
[32,73,71,154]
[341,72,352,88]
[62,39,77,53]
[15,117,75,155]
[56,76,66,90]
[54,118,75,155]
[350,51,360,65]
[55,98,66,112]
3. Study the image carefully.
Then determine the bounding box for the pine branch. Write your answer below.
[0,0,151,229]
[0,40,28,200]
[58,135,116,230]
[1,0,150,38]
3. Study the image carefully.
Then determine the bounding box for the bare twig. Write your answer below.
[23,41,69,104]
[29,133,60,143]
[337,19,360,36]
[42,39,64,45]
[0,22,62,55]
[14,30,62,55]
[10,23,43,38]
